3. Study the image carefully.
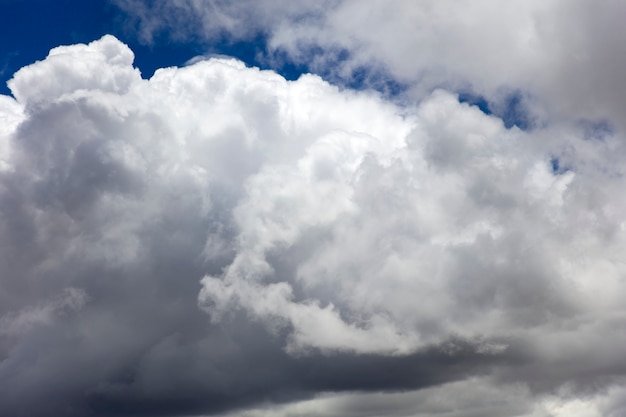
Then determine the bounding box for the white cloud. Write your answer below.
[115,1,626,130]
[198,86,626,356]
[0,95,22,171]
[3,34,626,415]
[9,35,139,109]
[289,0,626,129]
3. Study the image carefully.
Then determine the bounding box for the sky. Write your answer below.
[2,1,626,417]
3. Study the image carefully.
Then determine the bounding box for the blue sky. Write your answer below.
[0,0,534,129]
[2,2,626,417]
[0,1,283,95]
[1,0,114,94]
[0,1,403,104]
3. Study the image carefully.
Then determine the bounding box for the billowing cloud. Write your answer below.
[2,33,626,417]
[113,0,626,130]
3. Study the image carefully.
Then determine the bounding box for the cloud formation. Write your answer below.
[2,33,626,417]
[114,0,626,129]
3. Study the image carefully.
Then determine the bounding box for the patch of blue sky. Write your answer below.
[550,156,571,175]
[578,119,613,141]
[0,0,116,95]
[458,89,534,131]
[457,92,491,115]
[498,92,533,130]
[200,36,408,99]
[203,33,310,82]
[338,64,408,98]
[260,40,410,99]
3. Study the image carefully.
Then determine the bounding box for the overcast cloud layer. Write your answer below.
[3,2,626,417]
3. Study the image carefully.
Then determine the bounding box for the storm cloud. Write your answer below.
[2,5,626,415]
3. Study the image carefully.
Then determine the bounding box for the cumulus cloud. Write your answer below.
[2,33,626,416]
[113,0,626,130]
[198,84,626,360]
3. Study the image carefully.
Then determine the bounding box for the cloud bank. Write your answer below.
[114,0,626,129]
[2,32,626,416]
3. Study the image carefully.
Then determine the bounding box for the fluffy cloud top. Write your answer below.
[114,0,626,129]
[2,34,626,416]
